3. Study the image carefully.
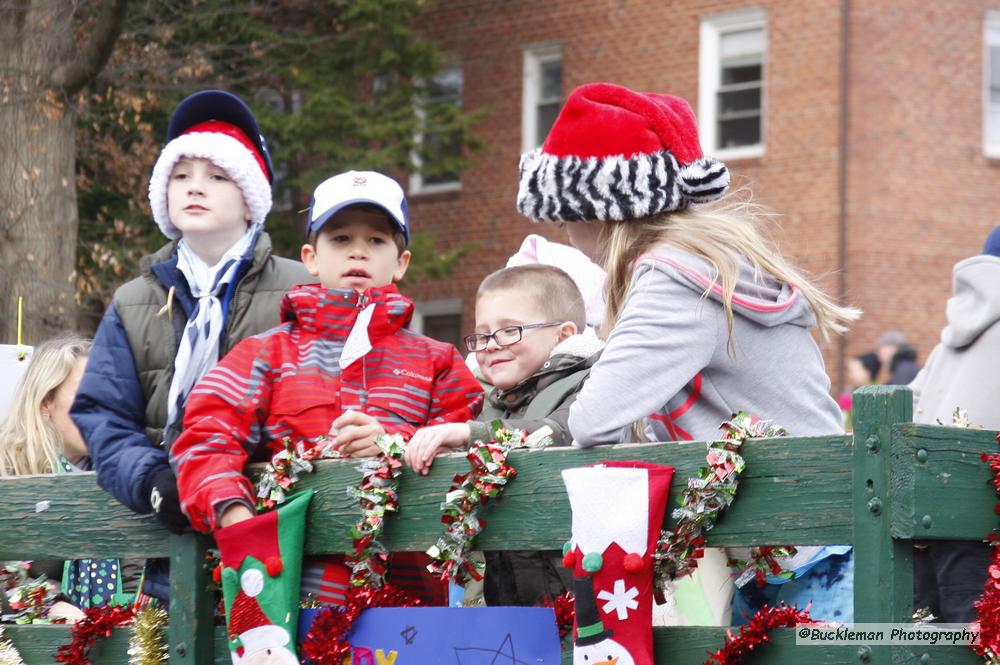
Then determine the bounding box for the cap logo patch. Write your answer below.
[353,176,367,186]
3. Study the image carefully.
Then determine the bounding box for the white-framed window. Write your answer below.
[522,43,563,152]
[699,9,767,159]
[410,65,464,195]
[984,11,1000,156]
[411,298,465,351]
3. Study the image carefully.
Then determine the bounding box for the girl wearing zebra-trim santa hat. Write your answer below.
[518,82,860,625]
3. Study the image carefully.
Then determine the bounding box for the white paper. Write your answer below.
[339,303,375,369]
[0,345,33,423]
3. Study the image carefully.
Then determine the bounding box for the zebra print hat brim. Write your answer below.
[516,148,730,223]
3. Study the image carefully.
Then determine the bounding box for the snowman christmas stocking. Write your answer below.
[215,489,314,665]
[561,462,673,665]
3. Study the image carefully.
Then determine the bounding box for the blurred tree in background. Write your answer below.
[3,0,481,338]
[1,0,128,344]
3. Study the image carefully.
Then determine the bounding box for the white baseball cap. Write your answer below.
[307,170,409,244]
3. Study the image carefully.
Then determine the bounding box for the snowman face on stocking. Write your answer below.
[573,637,636,665]
[562,463,674,665]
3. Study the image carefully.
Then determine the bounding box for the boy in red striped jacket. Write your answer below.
[171,171,484,602]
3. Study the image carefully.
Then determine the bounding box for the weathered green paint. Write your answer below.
[0,472,169,560]
[1,386,994,664]
[14,623,979,665]
[169,533,215,664]
[276,434,855,553]
[890,423,998,540]
[851,386,915,665]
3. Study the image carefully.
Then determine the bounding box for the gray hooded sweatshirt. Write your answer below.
[569,245,844,446]
[910,255,1000,428]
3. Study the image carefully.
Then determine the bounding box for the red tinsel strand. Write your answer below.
[971,437,1000,661]
[299,585,420,664]
[540,592,576,640]
[704,603,815,665]
[54,605,133,664]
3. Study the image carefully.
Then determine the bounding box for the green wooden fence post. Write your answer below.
[168,532,215,663]
[852,385,913,665]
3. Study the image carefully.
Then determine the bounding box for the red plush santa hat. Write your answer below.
[517,82,729,223]
[228,570,291,661]
[148,90,273,240]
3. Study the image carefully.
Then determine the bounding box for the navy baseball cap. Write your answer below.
[166,90,273,182]
[307,171,410,245]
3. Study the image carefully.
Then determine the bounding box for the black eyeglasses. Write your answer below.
[464,321,562,352]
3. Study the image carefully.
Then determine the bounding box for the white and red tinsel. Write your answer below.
[346,434,407,588]
[653,412,788,598]
[426,424,526,586]
[704,603,815,665]
[972,433,1000,663]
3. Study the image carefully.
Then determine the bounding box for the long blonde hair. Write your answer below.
[0,335,92,476]
[599,189,861,342]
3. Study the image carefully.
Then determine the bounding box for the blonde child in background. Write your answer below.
[516,82,860,625]
[0,335,135,618]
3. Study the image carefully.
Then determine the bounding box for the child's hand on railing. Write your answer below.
[329,410,386,458]
[405,423,471,475]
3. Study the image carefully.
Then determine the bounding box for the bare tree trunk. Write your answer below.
[0,0,126,344]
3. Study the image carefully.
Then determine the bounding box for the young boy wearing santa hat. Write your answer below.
[71,89,312,600]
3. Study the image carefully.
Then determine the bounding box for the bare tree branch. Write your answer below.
[50,0,128,94]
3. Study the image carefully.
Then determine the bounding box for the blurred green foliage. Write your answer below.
[75,0,481,331]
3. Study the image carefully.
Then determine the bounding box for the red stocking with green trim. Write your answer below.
[561,462,673,665]
[215,490,313,665]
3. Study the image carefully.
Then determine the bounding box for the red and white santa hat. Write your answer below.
[148,90,273,240]
[517,82,729,223]
[228,569,290,662]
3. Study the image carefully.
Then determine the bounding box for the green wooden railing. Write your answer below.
[1,386,995,663]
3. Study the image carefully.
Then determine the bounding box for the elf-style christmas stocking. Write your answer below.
[561,462,673,665]
[215,489,314,665]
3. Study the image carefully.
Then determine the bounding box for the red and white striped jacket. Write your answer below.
[172,283,484,532]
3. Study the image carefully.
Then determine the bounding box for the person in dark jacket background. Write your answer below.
[70,90,311,599]
[908,225,1000,623]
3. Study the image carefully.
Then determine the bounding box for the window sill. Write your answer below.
[408,180,462,198]
[712,145,765,161]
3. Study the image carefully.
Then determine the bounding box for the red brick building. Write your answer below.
[405,0,1000,390]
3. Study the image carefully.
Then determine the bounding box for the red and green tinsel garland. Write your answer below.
[972,433,1000,663]
[730,546,799,588]
[704,603,815,664]
[426,423,526,586]
[255,435,338,511]
[54,605,133,664]
[299,585,420,665]
[345,434,407,588]
[653,412,788,597]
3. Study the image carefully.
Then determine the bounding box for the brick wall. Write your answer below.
[408,0,1000,392]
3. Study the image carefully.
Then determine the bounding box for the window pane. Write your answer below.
[428,68,463,102]
[718,115,761,148]
[721,62,762,85]
[718,87,761,114]
[991,47,1000,88]
[540,59,562,100]
[720,28,764,59]
[422,313,464,351]
[987,105,1000,145]
[536,102,561,145]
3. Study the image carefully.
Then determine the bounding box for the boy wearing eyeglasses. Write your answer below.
[406,264,604,607]
[407,263,604,464]
[171,170,484,538]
